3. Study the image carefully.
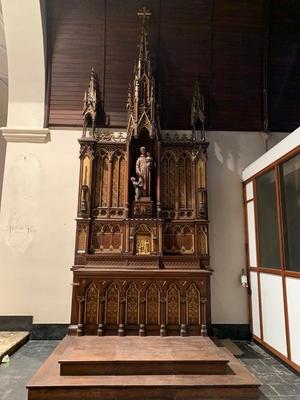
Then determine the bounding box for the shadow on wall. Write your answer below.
[0,135,6,210]
[0,0,8,210]
[206,131,265,323]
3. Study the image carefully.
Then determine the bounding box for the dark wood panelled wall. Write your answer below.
[268,0,300,132]
[46,0,300,132]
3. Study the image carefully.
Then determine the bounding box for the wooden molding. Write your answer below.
[0,127,50,143]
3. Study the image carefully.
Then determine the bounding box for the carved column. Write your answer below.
[175,158,179,219]
[156,140,161,219]
[125,143,130,218]
[180,296,187,337]
[77,295,85,336]
[118,295,126,336]
[191,150,197,219]
[160,296,166,337]
[200,297,208,336]
[139,296,146,336]
[107,156,113,212]
[97,295,106,336]
[158,222,163,256]
[125,223,130,254]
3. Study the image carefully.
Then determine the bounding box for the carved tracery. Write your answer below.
[146,283,160,325]
[166,283,180,325]
[161,152,176,209]
[186,283,200,325]
[126,283,140,325]
[85,283,99,324]
[105,283,119,325]
[163,224,194,254]
[179,153,192,209]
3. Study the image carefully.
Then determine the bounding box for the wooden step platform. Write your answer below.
[27,336,260,400]
[59,336,229,375]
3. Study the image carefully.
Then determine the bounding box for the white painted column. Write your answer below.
[0,2,8,127]
[1,0,49,141]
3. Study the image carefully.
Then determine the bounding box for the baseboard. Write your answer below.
[0,316,33,331]
[0,317,68,340]
[210,324,251,341]
[0,318,250,341]
[30,324,69,340]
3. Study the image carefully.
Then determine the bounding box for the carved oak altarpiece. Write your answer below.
[70,8,211,337]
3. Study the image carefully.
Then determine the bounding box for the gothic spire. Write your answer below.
[127,7,160,140]
[191,80,206,141]
[82,67,97,138]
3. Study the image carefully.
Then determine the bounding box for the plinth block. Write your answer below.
[59,336,229,376]
[132,199,154,218]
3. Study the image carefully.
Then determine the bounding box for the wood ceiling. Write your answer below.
[46,0,300,132]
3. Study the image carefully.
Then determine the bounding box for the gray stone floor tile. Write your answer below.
[271,383,300,396]
[256,373,285,384]
[0,340,58,400]
[268,398,300,400]
[259,384,280,397]
[0,340,300,400]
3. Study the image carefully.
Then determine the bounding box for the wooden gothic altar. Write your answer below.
[27,9,261,400]
[70,8,211,338]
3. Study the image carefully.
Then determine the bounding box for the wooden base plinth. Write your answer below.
[59,336,229,375]
[132,199,153,217]
[27,336,260,399]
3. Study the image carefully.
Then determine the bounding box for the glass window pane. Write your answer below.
[256,169,281,268]
[280,153,300,271]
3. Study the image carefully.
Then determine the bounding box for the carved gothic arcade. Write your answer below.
[70,8,211,337]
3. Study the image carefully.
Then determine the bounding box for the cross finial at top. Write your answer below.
[137,6,151,26]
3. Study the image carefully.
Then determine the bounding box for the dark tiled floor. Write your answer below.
[0,340,59,400]
[239,342,300,399]
[0,340,300,399]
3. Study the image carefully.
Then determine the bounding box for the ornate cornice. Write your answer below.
[0,127,50,143]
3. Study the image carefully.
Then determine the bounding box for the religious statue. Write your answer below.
[132,147,154,199]
[136,236,151,255]
[131,176,143,201]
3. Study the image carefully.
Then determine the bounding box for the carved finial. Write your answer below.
[137,6,151,25]
[136,7,151,76]
[82,67,97,139]
[191,80,206,141]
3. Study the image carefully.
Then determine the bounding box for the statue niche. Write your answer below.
[131,146,154,200]
[129,128,157,218]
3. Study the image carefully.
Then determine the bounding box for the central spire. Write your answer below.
[127,7,159,140]
[136,6,152,78]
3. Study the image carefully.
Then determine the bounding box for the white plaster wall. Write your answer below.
[242,128,300,181]
[0,1,8,127]
[286,277,300,365]
[0,1,8,208]
[260,273,287,356]
[250,271,261,338]
[267,132,290,150]
[0,130,79,323]
[207,131,265,323]
[0,130,265,324]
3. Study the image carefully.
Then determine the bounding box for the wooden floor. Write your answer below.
[27,335,260,399]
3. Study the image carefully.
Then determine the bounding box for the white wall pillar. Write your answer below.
[1,0,48,141]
